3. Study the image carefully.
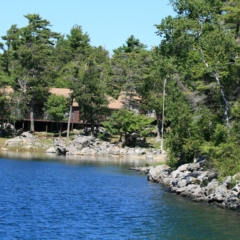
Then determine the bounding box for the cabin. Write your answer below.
[20,88,79,132]
[8,88,142,132]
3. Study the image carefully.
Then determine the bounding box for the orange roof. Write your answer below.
[107,96,123,110]
[1,87,139,110]
[107,91,140,110]
[49,88,71,97]
[0,86,14,95]
[49,88,78,107]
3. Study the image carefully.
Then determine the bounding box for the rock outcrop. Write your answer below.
[5,132,35,148]
[46,134,165,160]
[132,157,240,211]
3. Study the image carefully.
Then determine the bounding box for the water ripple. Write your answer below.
[0,157,240,239]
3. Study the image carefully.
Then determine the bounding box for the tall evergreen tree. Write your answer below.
[111,35,150,107]
[1,14,60,132]
[72,55,109,135]
[53,25,92,88]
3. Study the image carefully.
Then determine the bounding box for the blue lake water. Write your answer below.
[0,153,240,240]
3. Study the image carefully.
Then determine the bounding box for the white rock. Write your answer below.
[45,146,56,153]
[177,164,189,172]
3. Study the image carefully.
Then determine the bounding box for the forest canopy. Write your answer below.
[1,1,240,177]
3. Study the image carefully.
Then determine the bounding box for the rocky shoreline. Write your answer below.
[3,132,240,211]
[47,134,166,162]
[131,157,240,211]
[3,132,166,161]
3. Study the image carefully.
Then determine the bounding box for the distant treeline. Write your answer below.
[1,0,240,178]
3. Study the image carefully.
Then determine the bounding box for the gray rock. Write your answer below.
[177,164,189,172]
[185,176,201,185]
[120,148,127,155]
[162,177,171,186]
[231,183,240,197]
[190,185,205,199]
[171,179,178,187]
[5,136,23,146]
[176,187,186,194]
[45,146,56,153]
[223,176,233,189]
[5,132,35,147]
[171,187,178,192]
[208,185,229,203]
[134,148,144,155]
[170,170,183,180]
[206,170,218,182]
[177,179,188,188]
[66,145,79,155]
[139,167,151,174]
[109,146,120,155]
[187,160,207,171]
[53,138,68,155]
[72,135,95,148]
[127,148,135,155]
[225,193,240,210]
[81,147,92,155]
[148,165,171,183]
[21,132,34,139]
[71,142,83,150]
[101,141,110,148]
[181,171,192,178]
[206,179,219,196]
[197,171,208,182]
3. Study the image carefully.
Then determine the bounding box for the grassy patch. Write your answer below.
[0,136,12,148]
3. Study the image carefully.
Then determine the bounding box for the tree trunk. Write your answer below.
[91,124,94,136]
[84,121,88,135]
[67,100,73,139]
[161,78,167,152]
[156,114,161,138]
[30,104,35,132]
[58,122,63,137]
[123,131,128,147]
[13,121,16,136]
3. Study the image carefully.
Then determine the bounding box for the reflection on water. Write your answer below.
[0,151,148,167]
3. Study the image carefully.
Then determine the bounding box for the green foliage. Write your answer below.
[1,8,240,179]
[1,14,61,131]
[154,0,240,178]
[8,91,28,125]
[204,142,240,179]
[0,95,10,125]
[72,58,109,133]
[44,94,68,122]
[102,109,154,145]
[53,25,92,88]
[113,35,147,54]
[222,0,240,39]
[43,94,68,135]
[111,36,151,107]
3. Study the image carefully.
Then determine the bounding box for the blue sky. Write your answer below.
[1,0,175,54]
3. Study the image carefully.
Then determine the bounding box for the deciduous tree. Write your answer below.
[43,94,68,136]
